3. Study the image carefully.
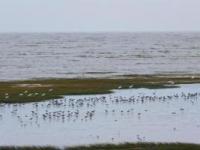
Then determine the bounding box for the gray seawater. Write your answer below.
[0,32,200,81]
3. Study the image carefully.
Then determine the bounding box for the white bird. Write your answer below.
[118,86,122,89]
[48,88,53,92]
[168,81,175,85]
[129,85,134,88]
[19,93,24,96]
[28,93,33,97]
[41,93,46,97]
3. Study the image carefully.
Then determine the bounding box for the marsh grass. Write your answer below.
[1,143,200,150]
[67,143,200,150]
[0,147,59,150]
[0,75,200,103]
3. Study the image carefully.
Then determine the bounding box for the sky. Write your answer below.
[0,0,200,32]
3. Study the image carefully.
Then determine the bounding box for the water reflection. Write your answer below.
[0,84,200,146]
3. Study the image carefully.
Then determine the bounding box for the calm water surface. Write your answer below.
[0,84,200,146]
[0,33,200,81]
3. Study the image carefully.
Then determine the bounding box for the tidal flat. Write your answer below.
[0,75,200,103]
[1,83,200,146]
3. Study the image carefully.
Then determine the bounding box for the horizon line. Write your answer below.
[0,30,200,34]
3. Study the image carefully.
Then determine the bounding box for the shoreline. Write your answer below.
[1,143,200,150]
[0,74,200,103]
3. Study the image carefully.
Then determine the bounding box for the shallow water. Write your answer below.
[0,84,200,146]
[0,33,200,81]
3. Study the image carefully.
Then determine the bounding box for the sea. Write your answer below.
[0,32,200,81]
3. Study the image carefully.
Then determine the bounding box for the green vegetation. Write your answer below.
[0,147,58,150]
[1,143,200,150]
[67,143,200,150]
[0,74,200,103]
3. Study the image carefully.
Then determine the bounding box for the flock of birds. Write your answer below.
[0,87,200,130]
[2,88,53,100]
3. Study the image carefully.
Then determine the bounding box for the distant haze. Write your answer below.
[0,0,200,32]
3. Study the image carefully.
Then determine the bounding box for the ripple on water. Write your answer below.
[0,33,200,81]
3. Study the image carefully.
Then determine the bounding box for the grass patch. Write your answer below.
[67,143,200,150]
[1,143,200,150]
[0,147,59,150]
[0,74,200,103]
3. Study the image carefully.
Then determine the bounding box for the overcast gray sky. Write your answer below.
[0,0,200,32]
